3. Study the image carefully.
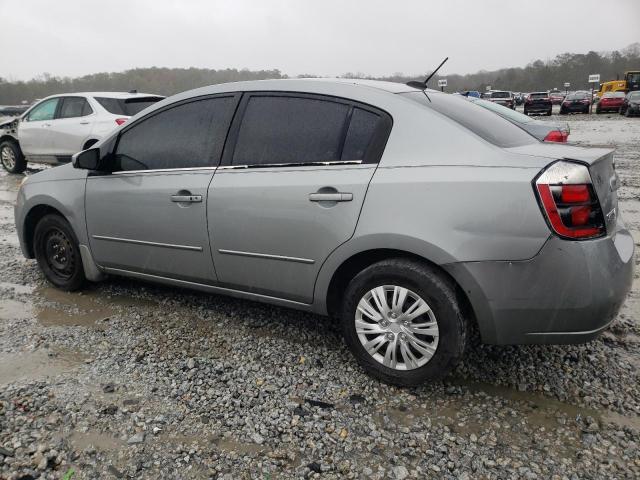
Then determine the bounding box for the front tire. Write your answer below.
[33,214,87,291]
[0,139,26,174]
[340,259,466,386]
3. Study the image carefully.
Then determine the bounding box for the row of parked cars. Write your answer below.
[8,78,633,386]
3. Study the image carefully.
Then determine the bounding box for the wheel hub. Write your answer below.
[44,229,75,279]
[1,146,16,170]
[355,285,439,371]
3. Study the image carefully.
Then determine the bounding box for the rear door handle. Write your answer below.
[309,192,353,202]
[171,194,202,203]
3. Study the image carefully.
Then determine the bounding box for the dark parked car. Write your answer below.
[0,105,29,117]
[467,97,570,142]
[596,92,626,113]
[549,92,565,105]
[619,91,640,117]
[486,90,515,109]
[560,92,591,114]
[524,92,552,116]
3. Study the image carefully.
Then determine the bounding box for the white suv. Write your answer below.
[0,92,164,173]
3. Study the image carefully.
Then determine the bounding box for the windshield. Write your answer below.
[490,91,510,98]
[95,96,164,116]
[469,98,534,124]
[400,91,537,148]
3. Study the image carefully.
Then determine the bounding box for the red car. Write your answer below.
[549,92,565,105]
[596,92,626,113]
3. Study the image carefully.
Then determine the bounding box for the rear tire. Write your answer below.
[340,258,466,387]
[546,108,552,116]
[0,139,26,174]
[34,214,87,291]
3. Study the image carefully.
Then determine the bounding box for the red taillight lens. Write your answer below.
[115,118,128,125]
[543,130,568,143]
[535,162,605,240]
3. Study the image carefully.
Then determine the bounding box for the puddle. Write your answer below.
[215,438,267,455]
[0,299,33,320]
[0,348,88,385]
[34,287,114,327]
[67,431,124,452]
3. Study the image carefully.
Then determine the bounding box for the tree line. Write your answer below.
[1,43,639,104]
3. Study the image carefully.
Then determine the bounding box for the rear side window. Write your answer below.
[58,97,92,118]
[232,96,349,166]
[401,91,537,148]
[342,108,381,160]
[114,96,236,171]
[95,96,163,116]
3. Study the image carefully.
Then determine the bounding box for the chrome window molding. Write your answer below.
[218,249,315,264]
[217,160,363,170]
[110,166,217,175]
[92,235,203,252]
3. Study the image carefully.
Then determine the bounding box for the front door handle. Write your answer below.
[309,192,353,202]
[171,194,202,203]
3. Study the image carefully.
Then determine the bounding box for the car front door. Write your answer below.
[85,94,239,282]
[207,93,392,303]
[48,96,95,157]
[18,97,60,156]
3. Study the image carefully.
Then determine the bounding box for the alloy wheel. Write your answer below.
[355,285,439,370]
[1,146,16,170]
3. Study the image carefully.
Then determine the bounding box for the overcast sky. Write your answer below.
[1,0,638,81]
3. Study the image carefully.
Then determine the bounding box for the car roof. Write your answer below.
[42,92,164,100]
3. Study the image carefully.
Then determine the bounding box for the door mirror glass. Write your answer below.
[73,147,102,170]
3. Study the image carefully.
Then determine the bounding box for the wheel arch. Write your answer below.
[316,238,483,341]
[22,204,68,258]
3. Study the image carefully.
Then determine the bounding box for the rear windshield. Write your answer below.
[566,93,588,100]
[490,91,510,98]
[530,93,548,99]
[469,98,534,124]
[603,92,625,98]
[629,92,640,100]
[95,96,164,116]
[401,91,537,148]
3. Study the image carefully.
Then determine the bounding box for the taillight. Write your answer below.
[543,130,569,143]
[534,161,605,239]
[115,118,128,125]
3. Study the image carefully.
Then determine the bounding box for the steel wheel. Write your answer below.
[355,285,439,371]
[43,228,76,281]
[1,145,16,170]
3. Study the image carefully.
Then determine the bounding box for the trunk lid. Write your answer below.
[508,143,619,234]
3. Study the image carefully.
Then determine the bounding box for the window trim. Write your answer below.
[220,91,392,169]
[109,92,241,173]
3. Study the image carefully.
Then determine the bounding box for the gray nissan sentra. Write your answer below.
[14,79,634,386]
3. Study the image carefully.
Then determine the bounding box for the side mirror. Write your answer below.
[72,147,108,171]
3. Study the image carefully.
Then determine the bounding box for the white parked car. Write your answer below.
[0,92,164,173]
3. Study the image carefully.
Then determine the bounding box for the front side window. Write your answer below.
[232,96,350,166]
[114,96,236,171]
[58,97,92,119]
[26,98,59,122]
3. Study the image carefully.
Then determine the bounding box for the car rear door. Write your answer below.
[17,97,60,156]
[85,94,239,282]
[48,96,95,157]
[207,93,392,303]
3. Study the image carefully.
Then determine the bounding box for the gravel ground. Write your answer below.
[1,112,639,479]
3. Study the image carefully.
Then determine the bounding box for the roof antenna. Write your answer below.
[406,56,449,101]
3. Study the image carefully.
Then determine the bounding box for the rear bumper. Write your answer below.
[525,104,551,112]
[444,226,634,345]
